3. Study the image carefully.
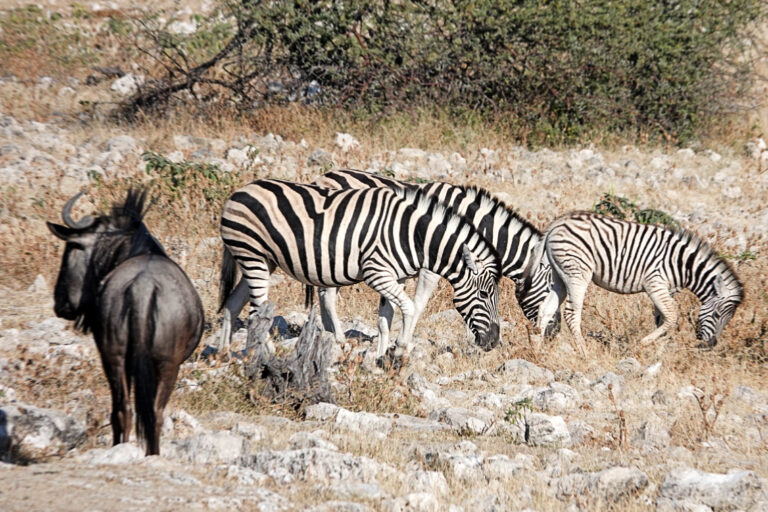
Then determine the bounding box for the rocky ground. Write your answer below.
[2,2,768,511]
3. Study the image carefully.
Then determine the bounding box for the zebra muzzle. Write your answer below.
[475,322,500,351]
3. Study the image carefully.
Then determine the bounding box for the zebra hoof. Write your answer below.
[375,346,407,373]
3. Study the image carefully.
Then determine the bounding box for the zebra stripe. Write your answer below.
[532,211,743,355]
[220,179,502,357]
[313,169,559,336]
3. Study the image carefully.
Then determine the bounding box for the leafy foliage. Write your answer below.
[592,192,678,228]
[126,0,767,144]
[142,151,238,203]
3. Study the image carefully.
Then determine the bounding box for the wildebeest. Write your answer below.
[47,189,204,455]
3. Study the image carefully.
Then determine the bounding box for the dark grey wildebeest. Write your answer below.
[47,189,204,455]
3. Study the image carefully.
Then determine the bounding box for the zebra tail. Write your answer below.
[219,246,238,312]
[304,285,315,309]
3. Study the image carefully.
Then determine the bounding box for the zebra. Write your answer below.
[305,169,559,346]
[219,178,502,359]
[523,211,743,355]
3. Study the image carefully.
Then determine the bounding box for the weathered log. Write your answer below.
[246,303,335,408]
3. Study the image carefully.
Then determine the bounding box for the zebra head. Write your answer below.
[452,244,501,351]
[696,273,743,348]
[514,259,561,338]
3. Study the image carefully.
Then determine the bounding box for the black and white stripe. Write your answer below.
[312,169,559,339]
[528,211,743,355]
[220,179,502,357]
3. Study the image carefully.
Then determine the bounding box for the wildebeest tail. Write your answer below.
[304,285,315,309]
[130,287,158,452]
[220,246,238,311]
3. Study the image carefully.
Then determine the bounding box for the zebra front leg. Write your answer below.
[411,270,441,328]
[560,275,590,358]
[220,277,250,359]
[318,287,346,343]
[364,271,414,358]
[534,276,567,352]
[640,283,678,349]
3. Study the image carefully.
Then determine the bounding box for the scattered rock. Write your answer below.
[81,443,145,465]
[305,402,341,421]
[632,414,671,452]
[289,431,338,451]
[384,492,440,512]
[110,74,145,95]
[249,448,391,484]
[615,357,641,376]
[552,466,649,502]
[26,274,48,293]
[659,467,763,510]
[524,413,571,446]
[405,470,450,497]
[165,431,249,465]
[308,149,334,167]
[334,408,392,436]
[0,402,86,461]
[497,359,554,385]
[427,407,493,435]
[335,133,360,152]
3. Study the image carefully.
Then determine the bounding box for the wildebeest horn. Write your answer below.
[61,191,95,229]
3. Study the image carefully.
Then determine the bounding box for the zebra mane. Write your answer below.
[454,184,543,235]
[671,227,744,300]
[397,186,502,278]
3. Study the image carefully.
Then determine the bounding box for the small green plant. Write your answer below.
[720,250,758,261]
[407,176,431,184]
[592,192,678,228]
[504,397,533,425]
[379,168,396,178]
[142,151,239,203]
[106,17,132,36]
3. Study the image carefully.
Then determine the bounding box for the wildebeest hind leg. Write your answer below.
[106,364,131,445]
[150,364,178,456]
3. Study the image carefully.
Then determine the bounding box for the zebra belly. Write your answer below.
[591,272,645,294]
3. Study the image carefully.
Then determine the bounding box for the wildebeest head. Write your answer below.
[47,190,159,330]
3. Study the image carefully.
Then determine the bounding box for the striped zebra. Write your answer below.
[524,211,743,355]
[308,169,559,345]
[219,178,502,358]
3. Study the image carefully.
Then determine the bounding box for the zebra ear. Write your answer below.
[714,274,725,296]
[462,244,480,275]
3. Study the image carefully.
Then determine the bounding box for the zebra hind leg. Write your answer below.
[220,277,250,361]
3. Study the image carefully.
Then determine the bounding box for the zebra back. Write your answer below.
[314,169,543,281]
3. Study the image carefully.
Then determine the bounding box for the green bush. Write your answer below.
[129,0,767,144]
[592,192,678,228]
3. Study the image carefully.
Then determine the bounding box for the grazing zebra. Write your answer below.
[220,178,502,358]
[307,169,558,345]
[525,211,743,355]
